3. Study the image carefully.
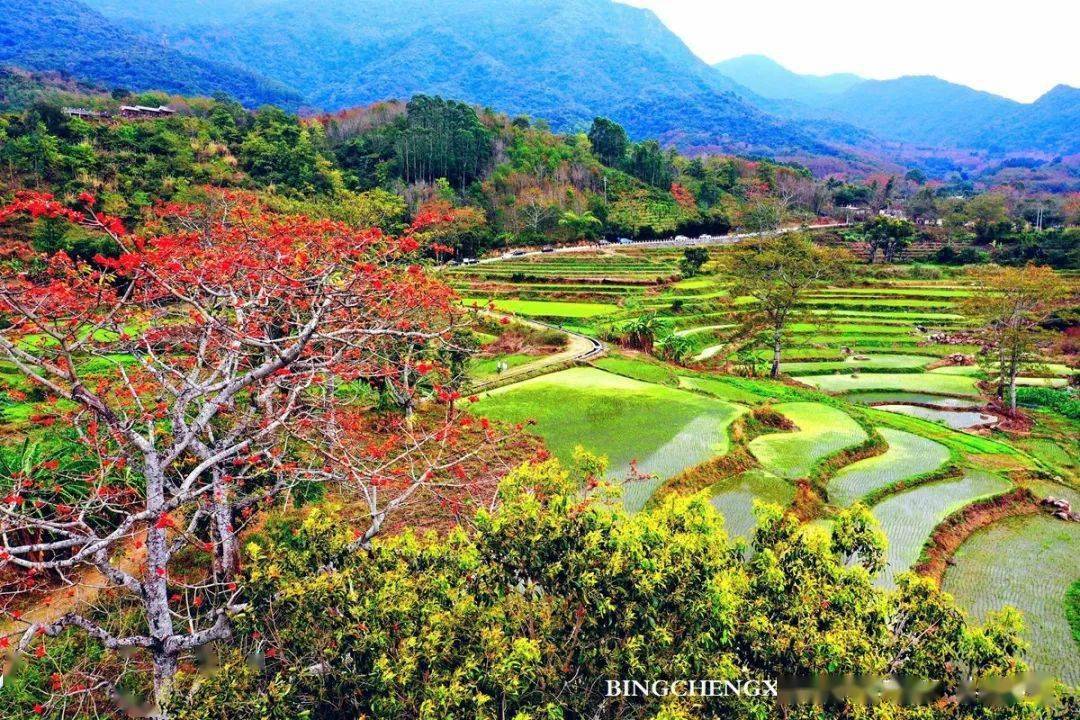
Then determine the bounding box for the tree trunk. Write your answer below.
[144,460,177,715]
[1007,349,1020,414]
[997,344,1007,401]
[770,329,782,379]
[151,651,179,718]
[213,472,238,577]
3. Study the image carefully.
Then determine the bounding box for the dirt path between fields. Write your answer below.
[467,312,603,393]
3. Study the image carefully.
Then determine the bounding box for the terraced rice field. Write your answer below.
[943,515,1080,684]
[781,354,931,375]
[749,402,867,479]
[470,367,744,511]
[875,404,998,429]
[844,392,984,408]
[708,469,795,538]
[827,428,951,506]
[460,298,619,318]
[870,471,1011,587]
[865,408,1026,458]
[795,372,980,396]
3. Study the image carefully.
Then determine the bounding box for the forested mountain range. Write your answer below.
[713,55,864,105]
[76,0,839,160]
[716,55,1080,155]
[5,0,1077,180]
[0,0,301,108]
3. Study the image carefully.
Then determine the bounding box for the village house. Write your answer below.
[118,105,177,119]
[62,107,108,119]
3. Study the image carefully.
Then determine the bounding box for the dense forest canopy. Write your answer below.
[1,75,1075,267]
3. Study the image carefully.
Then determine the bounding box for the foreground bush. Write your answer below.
[166,460,1065,720]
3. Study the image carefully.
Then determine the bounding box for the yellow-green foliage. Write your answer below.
[167,460,1044,720]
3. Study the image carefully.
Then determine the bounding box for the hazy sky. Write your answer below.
[620,0,1079,102]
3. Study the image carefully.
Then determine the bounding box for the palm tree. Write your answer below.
[558,210,603,240]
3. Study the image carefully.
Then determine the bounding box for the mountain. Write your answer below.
[0,0,301,108]
[21,0,1075,169]
[711,56,1079,155]
[975,84,1080,155]
[74,0,844,159]
[713,55,863,104]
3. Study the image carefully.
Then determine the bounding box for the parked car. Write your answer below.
[617,237,633,245]
[462,257,479,265]
[541,245,555,253]
[510,249,527,256]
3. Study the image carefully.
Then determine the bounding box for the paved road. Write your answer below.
[467,222,850,265]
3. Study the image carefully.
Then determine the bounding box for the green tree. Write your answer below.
[558,209,603,240]
[678,246,709,277]
[966,193,1012,244]
[963,265,1069,412]
[862,215,916,263]
[586,116,628,166]
[395,95,493,188]
[625,140,673,188]
[239,107,340,193]
[906,187,939,224]
[723,234,853,378]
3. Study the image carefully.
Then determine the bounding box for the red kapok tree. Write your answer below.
[0,189,496,714]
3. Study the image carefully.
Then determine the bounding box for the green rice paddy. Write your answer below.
[471,367,744,511]
[461,298,618,318]
[870,471,1011,587]
[827,428,951,506]
[943,515,1080,684]
[794,372,981,396]
[748,402,867,479]
[708,469,795,538]
[781,354,931,375]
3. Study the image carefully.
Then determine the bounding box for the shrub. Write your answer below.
[167,460,1040,720]
[1016,387,1080,420]
[1067,580,1080,648]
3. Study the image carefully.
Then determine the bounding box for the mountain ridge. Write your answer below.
[9,0,1077,171]
[710,55,1078,154]
[0,0,301,108]
[713,55,864,104]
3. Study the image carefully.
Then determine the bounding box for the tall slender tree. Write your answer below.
[723,234,853,378]
[963,265,1069,412]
